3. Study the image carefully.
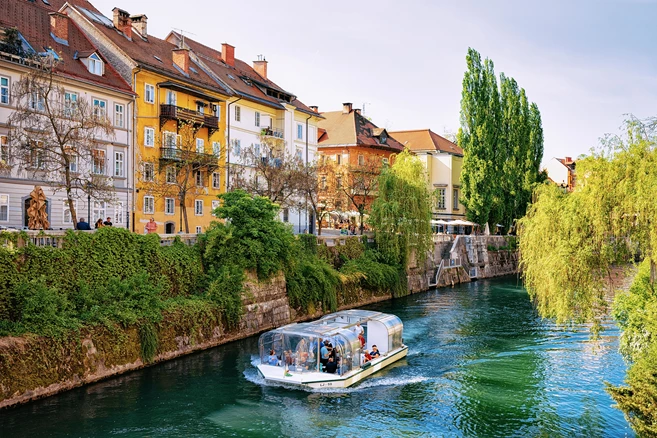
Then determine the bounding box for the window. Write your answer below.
[114,202,124,225]
[196,102,205,114]
[88,53,103,76]
[195,170,203,187]
[0,135,8,163]
[114,103,125,128]
[144,127,155,147]
[321,176,327,190]
[166,166,176,184]
[212,172,221,189]
[92,201,106,222]
[211,200,220,216]
[436,188,446,210]
[196,226,202,234]
[30,145,45,169]
[255,111,260,127]
[163,131,179,148]
[143,196,154,214]
[212,141,221,157]
[66,146,78,173]
[143,162,154,182]
[232,139,241,156]
[234,105,241,121]
[64,91,77,116]
[165,198,175,215]
[92,149,105,175]
[0,194,8,221]
[296,149,302,161]
[195,199,203,216]
[144,84,154,104]
[196,138,204,154]
[453,189,459,210]
[92,98,107,119]
[63,200,76,224]
[0,76,9,105]
[358,154,364,166]
[165,90,176,105]
[114,151,124,177]
[30,91,45,111]
[297,124,303,140]
[214,104,221,119]
[283,208,289,222]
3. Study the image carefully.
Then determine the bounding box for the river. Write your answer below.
[0,277,634,437]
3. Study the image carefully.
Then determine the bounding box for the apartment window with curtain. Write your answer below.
[0,194,7,222]
[114,103,125,128]
[144,127,155,147]
[195,199,203,216]
[143,162,154,182]
[255,111,260,127]
[114,202,124,225]
[64,91,77,116]
[144,84,154,103]
[143,196,154,214]
[234,105,241,121]
[0,76,9,105]
[92,149,105,175]
[196,138,204,154]
[212,172,221,189]
[165,198,175,215]
[165,90,176,105]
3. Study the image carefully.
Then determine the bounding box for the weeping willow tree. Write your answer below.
[369,149,433,265]
[519,117,657,435]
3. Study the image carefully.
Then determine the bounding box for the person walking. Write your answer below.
[145,217,158,234]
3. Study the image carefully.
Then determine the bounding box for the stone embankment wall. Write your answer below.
[0,235,518,409]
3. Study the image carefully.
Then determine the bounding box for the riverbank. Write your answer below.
[0,231,518,409]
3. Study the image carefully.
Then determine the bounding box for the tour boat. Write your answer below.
[256,309,408,389]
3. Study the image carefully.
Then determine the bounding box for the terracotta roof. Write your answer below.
[0,0,132,94]
[61,1,228,95]
[318,109,404,152]
[389,129,463,156]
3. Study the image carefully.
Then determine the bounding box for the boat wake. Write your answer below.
[244,356,431,394]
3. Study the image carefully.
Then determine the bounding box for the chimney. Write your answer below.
[354,108,361,115]
[342,102,352,114]
[221,43,235,67]
[112,8,131,39]
[565,156,572,162]
[172,48,190,74]
[253,55,267,79]
[49,12,68,43]
[309,105,318,113]
[130,14,148,38]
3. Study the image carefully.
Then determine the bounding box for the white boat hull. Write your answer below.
[256,345,408,389]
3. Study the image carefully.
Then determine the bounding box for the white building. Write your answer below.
[0,1,134,230]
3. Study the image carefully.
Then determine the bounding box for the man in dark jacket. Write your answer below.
[77,218,91,230]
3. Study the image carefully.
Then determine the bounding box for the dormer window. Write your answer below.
[87,53,103,76]
[379,132,387,144]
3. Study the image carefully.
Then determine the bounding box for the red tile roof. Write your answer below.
[168,32,319,116]
[0,0,132,95]
[318,109,404,152]
[389,129,463,156]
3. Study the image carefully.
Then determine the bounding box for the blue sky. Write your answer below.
[91,0,657,164]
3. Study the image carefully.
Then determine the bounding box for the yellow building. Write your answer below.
[390,129,466,220]
[64,5,229,234]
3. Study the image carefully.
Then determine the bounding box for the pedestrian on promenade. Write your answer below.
[77,218,91,230]
[103,217,113,226]
[145,217,158,234]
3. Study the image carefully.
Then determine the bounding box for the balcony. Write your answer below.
[160,104,219,135]
[159,147,219,169]
[260,127,284,139]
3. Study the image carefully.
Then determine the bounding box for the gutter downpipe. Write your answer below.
[305,113,312,234]
[226,97,243,191]
[131,67,141,232]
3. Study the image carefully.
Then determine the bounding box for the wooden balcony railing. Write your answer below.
[160,104,219,134]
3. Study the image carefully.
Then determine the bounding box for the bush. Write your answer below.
[340,250,406,298]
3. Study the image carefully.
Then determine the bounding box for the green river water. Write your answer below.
[0,277,634,437]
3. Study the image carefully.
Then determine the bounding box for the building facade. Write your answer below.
[390,129,465,220]
[62,3,229,234]
[0,0,134,230]
[545,156,576,191]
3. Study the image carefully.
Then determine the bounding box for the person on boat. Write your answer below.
[284,350,294,366]
[268,349,278,366]
[370,345,381,359]
[358,333,366,348]
[352,323,364,338]
[325,356,338,374]
[361,349,372,363]
[320,340,330,370]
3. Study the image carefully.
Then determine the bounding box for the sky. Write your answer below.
[89,0,657,165]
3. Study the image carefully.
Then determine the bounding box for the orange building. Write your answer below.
[316,103,404,227]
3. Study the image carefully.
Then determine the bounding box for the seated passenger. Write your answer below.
[361,349,372,363]
[268,349,279,366]
[325,356,338,374]
[284,350,294,366]
[370,345,381,359]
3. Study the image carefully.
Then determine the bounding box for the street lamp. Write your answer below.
[297,201,303,234]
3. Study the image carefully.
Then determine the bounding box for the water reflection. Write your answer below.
[0,277,634,438]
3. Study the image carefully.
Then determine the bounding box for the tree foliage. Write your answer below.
[369,149,432,265]
[518,117,657,435]
[458,47,544,228]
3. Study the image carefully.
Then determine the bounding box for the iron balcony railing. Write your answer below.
[160,104,219,130]
[160,147,219,165]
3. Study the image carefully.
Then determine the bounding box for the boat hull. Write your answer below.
[257,345,408,389]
